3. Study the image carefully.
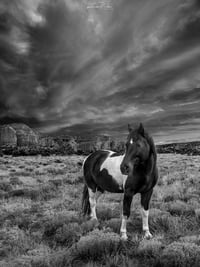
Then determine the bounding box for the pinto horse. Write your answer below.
[82,123,158,240]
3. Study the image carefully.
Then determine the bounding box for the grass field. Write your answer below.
[0,153,200,267]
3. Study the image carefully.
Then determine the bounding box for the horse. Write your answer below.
[82,123,158,240]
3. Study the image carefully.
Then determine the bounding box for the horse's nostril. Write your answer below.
[121,164,129,174]
[124,165,129,171]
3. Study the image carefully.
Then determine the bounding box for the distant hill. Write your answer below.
[1,123,200,156]
[156,141,200,156]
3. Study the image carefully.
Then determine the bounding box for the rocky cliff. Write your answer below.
[11,123,39,147]
[0,124,38,148]
[1,123,200,156]
[0,125,17,147]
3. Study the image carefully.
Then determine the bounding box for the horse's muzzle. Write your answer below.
[121,157,140,175]
[120,163,129,175]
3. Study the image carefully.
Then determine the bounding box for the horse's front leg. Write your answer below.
[141,189,153,239]
[120,193,133,240]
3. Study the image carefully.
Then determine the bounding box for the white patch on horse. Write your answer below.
[141,208,149,231]
[130,139,133,144]
[100,151,127,190]
[141,208,152,238]
[120,215,128,240]
[88,188,98,220]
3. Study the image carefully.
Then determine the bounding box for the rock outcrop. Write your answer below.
[1,123,200,156]
[39,136,57,148]
[0,123,39,148]
[54,135,78,154]
[0,125,17,147]
[10,123,39,147]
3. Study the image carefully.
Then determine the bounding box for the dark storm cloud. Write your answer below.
[1,0,200,142]
[161,87,200,104]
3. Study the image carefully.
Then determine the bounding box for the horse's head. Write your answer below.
[120,123,150,175]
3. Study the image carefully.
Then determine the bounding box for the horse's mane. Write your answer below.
[143,130,157,162]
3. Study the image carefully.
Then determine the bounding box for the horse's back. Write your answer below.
[83,150,111,175]
[83,150,125,193]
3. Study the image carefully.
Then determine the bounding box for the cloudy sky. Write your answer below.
[0,0,200,143]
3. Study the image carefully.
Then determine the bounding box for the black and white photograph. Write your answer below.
[0,0,200,266]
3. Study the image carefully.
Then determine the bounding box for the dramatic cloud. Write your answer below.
[0,0,200,143]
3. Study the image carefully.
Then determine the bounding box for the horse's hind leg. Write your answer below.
[88,188,102,221]
[141,189,153,239]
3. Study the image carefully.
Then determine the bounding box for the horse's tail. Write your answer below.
[82,183,91,216]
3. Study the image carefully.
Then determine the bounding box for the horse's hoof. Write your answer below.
[143,231,153,239]
[121,233,128,241]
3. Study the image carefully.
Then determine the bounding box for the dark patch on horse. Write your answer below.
[83,150,123,193]
[96,168,123,193]
[83,150,110,193]
[110,152,124,157]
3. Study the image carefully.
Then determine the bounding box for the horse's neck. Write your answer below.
[147,153,156,174]
[132,155,153,176]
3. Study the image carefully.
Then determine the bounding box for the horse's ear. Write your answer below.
[138,123,144,136]
[128,124,132,133]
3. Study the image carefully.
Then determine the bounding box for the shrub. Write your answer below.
[54,223,82,247]
[81,219,100,234]
[71,229,121,263]
[162,183,185,203]
[43,211,82,245]
[63,174,83,185]
[0,181,12,192]
[103,254,141,267]
[160,242,200,267]
[166,200,195,216]
[137,238,163,259]
[48,179,63,187]
[8,188,40,200]
[149,212,186,238]
[126,213,142,235]
[0,226,36,258]
[2,258,32,267]
[179,235,200,245]
[9,177,23,186]
[97,206,117,221]
[47,167,66,176]
[48,249,71,267]
[104,218,121,233]
[39,184,58,201]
